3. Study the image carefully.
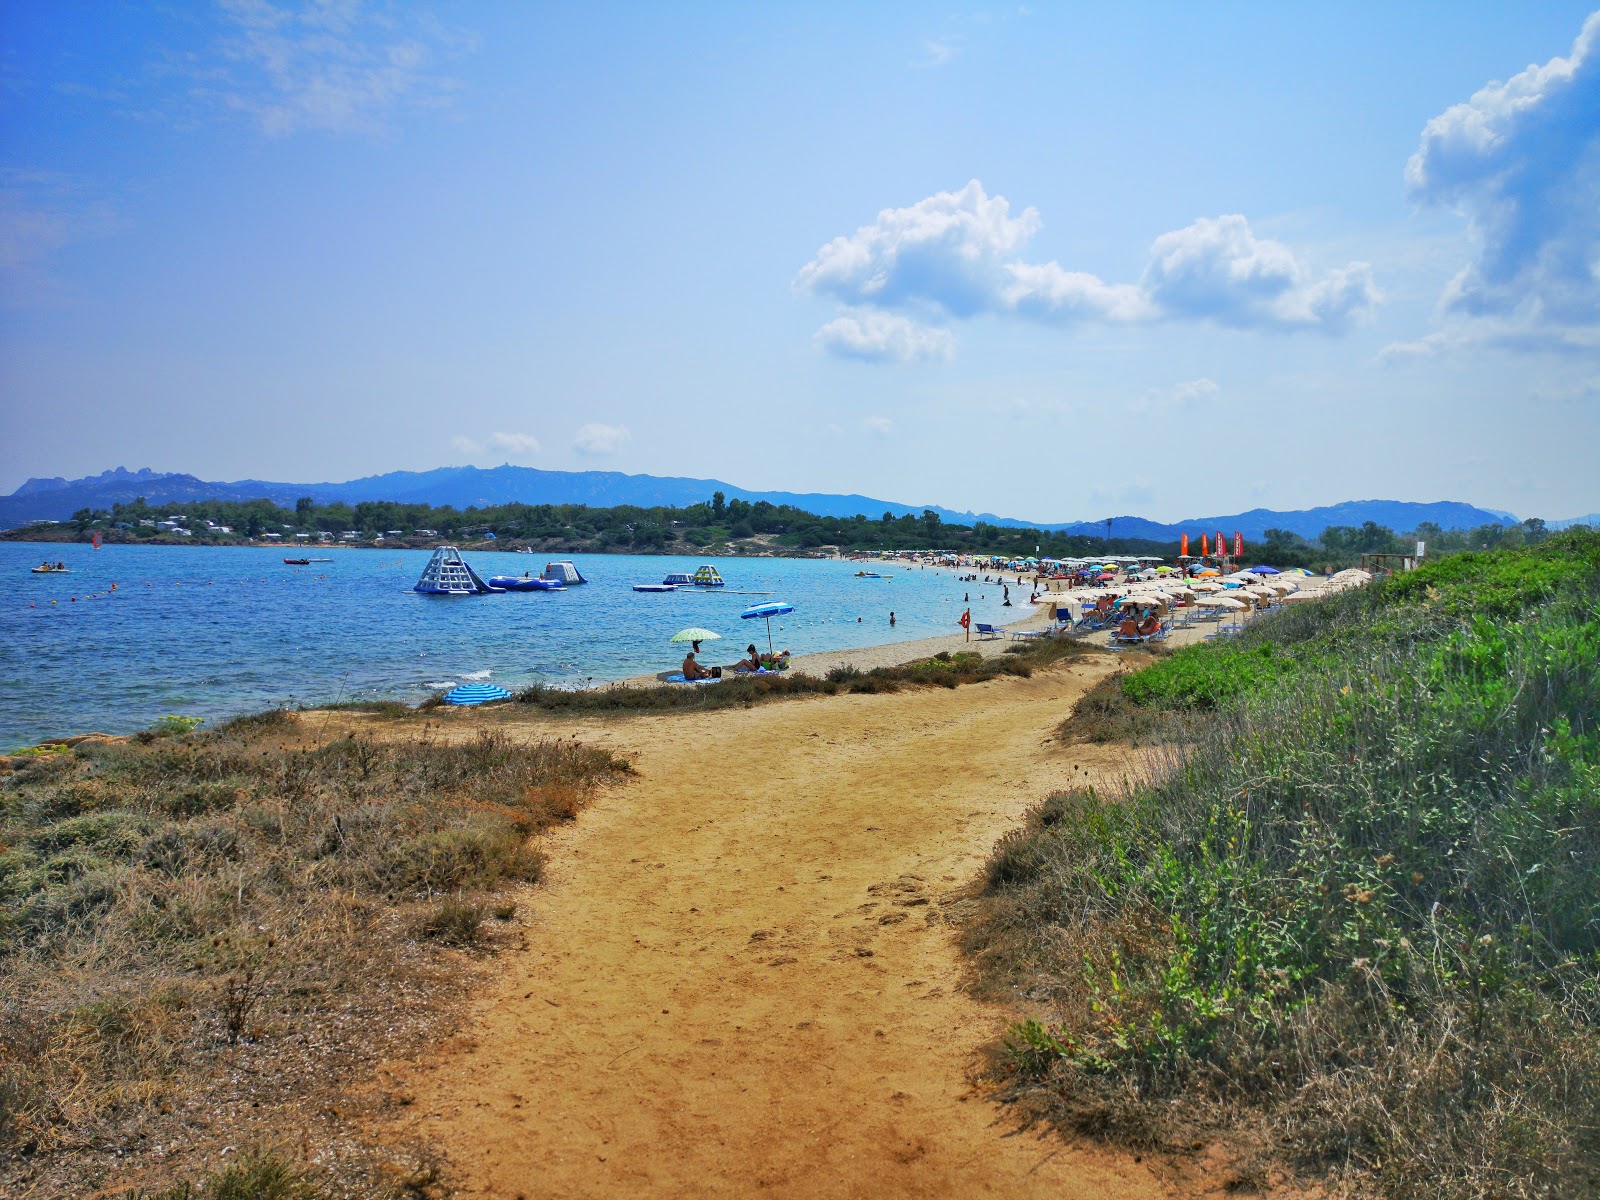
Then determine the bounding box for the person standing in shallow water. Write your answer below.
[889,611,896,627]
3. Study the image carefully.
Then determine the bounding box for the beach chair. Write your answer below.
[974,622,1005,640]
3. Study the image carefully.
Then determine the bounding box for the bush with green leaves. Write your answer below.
[972,532,1600,1198]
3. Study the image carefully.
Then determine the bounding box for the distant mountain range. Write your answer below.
[2,464,1571,542]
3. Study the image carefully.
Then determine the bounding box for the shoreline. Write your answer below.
[609,602,1057,688]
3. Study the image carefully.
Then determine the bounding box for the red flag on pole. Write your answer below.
[1201,533,1209,557]
[1215,531,1225,562]
[1180,532,1189,557]
[1234,530,1244,558]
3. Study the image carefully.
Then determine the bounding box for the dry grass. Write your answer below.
[0,718,630,1198]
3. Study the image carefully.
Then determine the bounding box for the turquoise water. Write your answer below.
[0,543,1025,746]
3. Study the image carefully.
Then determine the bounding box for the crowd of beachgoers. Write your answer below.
[846,549,1375,652]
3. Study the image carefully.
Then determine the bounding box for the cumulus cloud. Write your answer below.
[796,181,1379,359]
[1406,11,1600,331]
[573,422,630,456]
[796,180,1039,318]
[813,309,953,362]
[1142,216,1378,331]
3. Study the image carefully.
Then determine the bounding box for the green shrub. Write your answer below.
[968,537,1600,1197]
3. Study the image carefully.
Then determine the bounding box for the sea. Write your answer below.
[0,543,1026,747]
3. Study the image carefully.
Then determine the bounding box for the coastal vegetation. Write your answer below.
[964,531,1600,1197]
[12,491,1573,568]
[511,637,1089,714]
[0,717,631,1197]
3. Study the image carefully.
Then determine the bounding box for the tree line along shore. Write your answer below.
[5,491,1578,568]
[1,531,1594,1199]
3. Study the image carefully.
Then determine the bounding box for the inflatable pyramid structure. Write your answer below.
[413,546,496,594]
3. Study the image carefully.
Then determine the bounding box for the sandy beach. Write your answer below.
[611,568,1336,686]
[369,654,1195,1198]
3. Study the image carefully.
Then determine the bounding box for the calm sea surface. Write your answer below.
[0,543,1025,746]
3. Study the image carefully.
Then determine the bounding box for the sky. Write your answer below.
[1,2,1597,524]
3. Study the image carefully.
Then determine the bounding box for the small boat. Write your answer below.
[691,565,725,587]
[283,558,311,565]
[633,583,677,592]
[855,571,884,578]
[488,575,565,592]
[662,573,694,586]
[543,560,587,585]
[31,565,70,574]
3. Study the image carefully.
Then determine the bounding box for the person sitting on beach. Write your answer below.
[733,643,763,673]
[1118,614,1140,638]
[682,651,711,680]
[1138,613,1161,636]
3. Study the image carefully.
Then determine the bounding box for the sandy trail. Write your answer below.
[381,657,1179,1198]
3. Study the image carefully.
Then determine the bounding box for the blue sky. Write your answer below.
[2,2,1597,523]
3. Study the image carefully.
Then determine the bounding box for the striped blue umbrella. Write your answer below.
[740,601,794,655]
[445,682,512,706]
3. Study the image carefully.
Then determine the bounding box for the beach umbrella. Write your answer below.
[669,627,722,644]
[445,683,512,706]
[1247,565,1280,574]
[740,601,794,654]
[1198,568,1221,577]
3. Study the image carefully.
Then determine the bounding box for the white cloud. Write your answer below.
[1142,216,1378,332]
[1129,378,1220,414]
[862,416,893,436]
[813,309,953,362]
[486,431,541,459]
[451,431,542,463]
[796,180,1040,318]
[202,0,469,137]
[1407,11,1600,333]
[796,181,1380,359]
[573,422,630,456]
[919,37,964,67]
[1003,261,1151,322]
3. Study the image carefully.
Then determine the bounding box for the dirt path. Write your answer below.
[381,659,1181,1198]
